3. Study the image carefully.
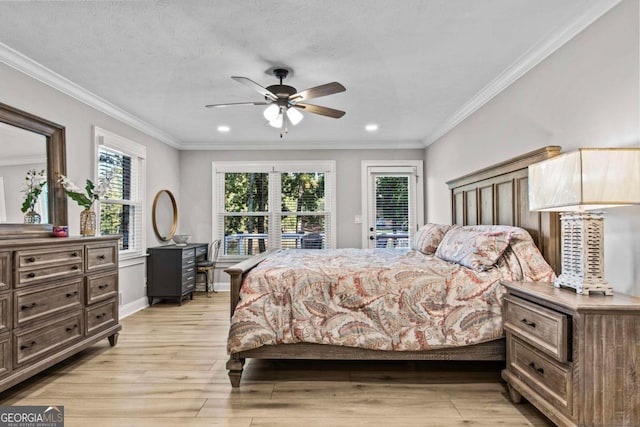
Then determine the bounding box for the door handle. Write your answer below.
[369,227,374,232]
[369,236,375,240]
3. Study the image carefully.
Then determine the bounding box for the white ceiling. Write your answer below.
[0,0,620,150]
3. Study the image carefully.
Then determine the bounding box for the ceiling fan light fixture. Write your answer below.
[286,107,303,125]
[263,104,280,121]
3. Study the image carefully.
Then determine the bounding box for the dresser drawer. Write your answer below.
[0,294,9,334]
[16,246,83,269]
[85,243,117,272]
[86,272,118,304]
[509,336,572,415]
[14,310,83,367]
[182,273,196,293]
[504,295,569,362]
[182,248,195,259]
[0,332,9,377]
[15,262,83,287]
[14,280,83,328]
[0,252,10,291]
[85,299,118,335]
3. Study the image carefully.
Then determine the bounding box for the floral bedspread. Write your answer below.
[228,246,553,354]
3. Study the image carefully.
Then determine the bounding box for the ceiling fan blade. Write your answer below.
[290,82,346,102]
[205,101,269,108]
[231,76,278,101]
[295,103,346,119]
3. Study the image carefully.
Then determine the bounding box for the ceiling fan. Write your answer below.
[206,68,346,136]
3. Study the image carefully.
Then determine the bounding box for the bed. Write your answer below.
[225,146,561,387]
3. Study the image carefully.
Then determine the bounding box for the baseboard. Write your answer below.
[194,282,229,292]
[119,297,148,319]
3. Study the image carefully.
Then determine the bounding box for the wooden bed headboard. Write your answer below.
[446,146,561,274]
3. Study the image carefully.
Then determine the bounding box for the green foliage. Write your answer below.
[20,169,46,213]
[66,181,95,209]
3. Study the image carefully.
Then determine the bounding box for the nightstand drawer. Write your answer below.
[504,295,569,362]
[509,337,572,415]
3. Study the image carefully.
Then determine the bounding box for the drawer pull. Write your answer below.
[27,256,36,263]
[66,324,78,332]
[97,254,106,260]
[98,284,109,290]
[72,265,80,270]
[71,252,79,257]
[96,312,107,320]
[66,291,78,298]
[27,272,36,278]
[521,318,536,328]
[528,362,545,375]
[20,341,37,350]
[21,302,38,311]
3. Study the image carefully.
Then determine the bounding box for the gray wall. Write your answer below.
[426,0,640,295]
[0,62,181,310]
[179,148,425,249]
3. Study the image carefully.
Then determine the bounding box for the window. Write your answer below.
[213,161,336,258]
[94,127,146,258]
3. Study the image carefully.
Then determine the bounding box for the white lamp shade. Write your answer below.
[269,113,283,128]
[529,148,640,211]
[263,104,280,121]
[286,107,303,125]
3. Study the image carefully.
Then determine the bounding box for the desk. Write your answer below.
[147,243,207,305]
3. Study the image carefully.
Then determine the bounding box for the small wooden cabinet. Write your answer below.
[146,243,207,305]
[501,281,640,427]
[0,235,121,393]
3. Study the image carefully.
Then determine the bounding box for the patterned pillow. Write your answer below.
[509,238,556,282]
[411,223,457,254]
[435,226,512,272]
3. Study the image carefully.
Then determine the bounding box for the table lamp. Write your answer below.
[528,148,640,295]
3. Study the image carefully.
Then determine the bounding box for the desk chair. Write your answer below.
[196,240,221,295]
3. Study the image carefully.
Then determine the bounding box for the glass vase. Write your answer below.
[80,209,96,236]
[24,210,41,224]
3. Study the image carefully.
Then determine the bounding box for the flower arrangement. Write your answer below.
[58,174,113,209]
[21,169,47,213]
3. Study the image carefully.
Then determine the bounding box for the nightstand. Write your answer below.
[501,281,640,427]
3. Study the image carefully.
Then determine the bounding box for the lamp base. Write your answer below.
[554,275,613,296]
[556,211,613,296]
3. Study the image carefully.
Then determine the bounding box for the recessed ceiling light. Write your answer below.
[217,125,230,133]
[365,123,379,132]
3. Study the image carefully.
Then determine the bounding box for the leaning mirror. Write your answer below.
[152,189,177,241]
[0,102,67,238]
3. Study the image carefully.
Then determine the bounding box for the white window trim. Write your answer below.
[93,126,147,260]
[212,160,337,261]
[360,160,424,249]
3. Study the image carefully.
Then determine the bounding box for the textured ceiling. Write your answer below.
[0,0,618,149]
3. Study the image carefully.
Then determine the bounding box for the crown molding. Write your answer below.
[424,0,623,147]
[0,42,182,149]
[179,139,426,151]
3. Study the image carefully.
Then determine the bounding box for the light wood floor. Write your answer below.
[0,293,554,426]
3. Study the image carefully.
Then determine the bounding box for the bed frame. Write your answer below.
[225,146,561,387]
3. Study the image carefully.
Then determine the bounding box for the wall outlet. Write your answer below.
[354,214,362,224]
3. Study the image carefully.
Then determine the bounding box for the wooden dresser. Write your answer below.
[0,235,121,393]
[501,281,640,427]
[146,243,207,305]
